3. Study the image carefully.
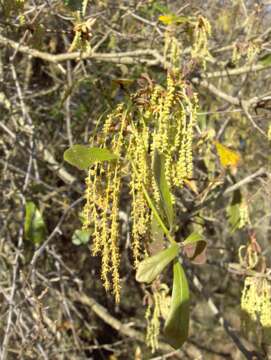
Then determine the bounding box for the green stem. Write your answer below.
[129,158,176,245]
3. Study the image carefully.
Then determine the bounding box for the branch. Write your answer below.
[204,61,271,79]
[2,32,271,77]
[192,77,240,105]
[192,77,271,114]
[241,100,267,137]
[0,109,81,192]
[69,290,184,357]
[29,197,84,273]
[224,168,267,195]
[0,33,161,65]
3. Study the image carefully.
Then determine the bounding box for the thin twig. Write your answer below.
[224,168,267,195]
[241,100,267,137]
[65,59,73,147]
[0,193,25,360]
[189,272,264,360]
[69,290,184,358]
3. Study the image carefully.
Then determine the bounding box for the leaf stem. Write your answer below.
[129,158,176,245]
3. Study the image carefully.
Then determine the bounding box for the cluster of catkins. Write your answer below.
[82,74,198,302]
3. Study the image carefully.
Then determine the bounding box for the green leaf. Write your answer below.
[149,215,165,256]
[182,232,207,264]
[259,54,271,66]
[153,150,174,230]
[153,3,171,14]
[24,202,46,245]
[136,243,179,283]
[227,190,242,233]
[63,0,82,11]
[183,232,203,244]
[72,229,90,245]
[164,261,190,349]
[197,109,207,131]
[64,145,118,170]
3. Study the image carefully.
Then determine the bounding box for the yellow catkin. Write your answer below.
[69,30,82,52]
[176,106,188,183]
[150,86,163,204]
[232,43,242,65]
[241,276,271,343]
[177,91,198,185]
[129,118,150,266]
[82,105,126,301]
[157,284,170,320]
[108,109,127,301]
[246,41,260,64]
[163,30,171,63]
[267,123,271,141]
[145,294,160,352]
[100,165,113,291]
[130,182,142,265]
[172,106,184,187]
[191,16,212,67]
[239,201,250,229]
[185,96,197,179]
[232,41,261,66]
[130,183,148,265]
[83,165,103,255]
[81,0,88,16]
[150,75,198,191]
[14,0,25,24]
[238,244,259,270]
[163,74,175,184]
[82,168,93,230]
[152,75,174,155]
[170,37,181,69]
[69,12,93,52]
[145,301,154,350]
[109,167,121,302]
[163,27,181,70]
[145,284,170,352]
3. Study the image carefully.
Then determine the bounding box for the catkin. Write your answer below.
[241,276,271,344]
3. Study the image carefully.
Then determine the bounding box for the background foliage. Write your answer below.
[0,0,271,359]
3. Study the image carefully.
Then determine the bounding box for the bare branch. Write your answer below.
[0,33,161,65]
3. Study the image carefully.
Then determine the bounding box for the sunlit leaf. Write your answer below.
[183,232,203,244]
[136,243,179,283]
[64,145,118,170]
[182,232,207,264]
[227,190,242,233]
[164,261,190,349]
[72,229,90,245]
[24,202,46,245]
[63,0,82,11]
[214,141,240,170]
[159,15,175,25]
[159,14,190,25]
[184,179,199,194]
[153,150,174,230]
[259,53,271,66]
[149,215,165,256]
